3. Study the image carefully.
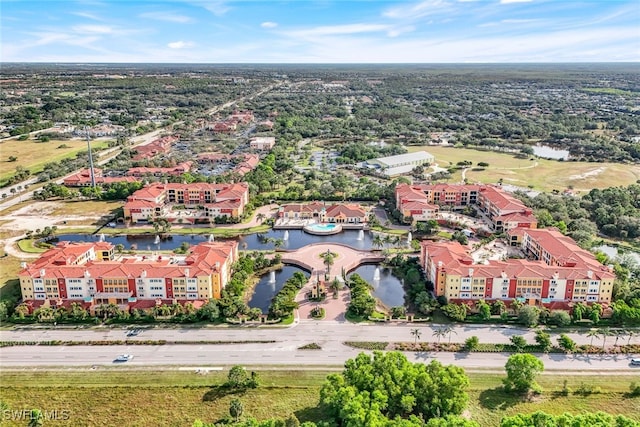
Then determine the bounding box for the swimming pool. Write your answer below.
[303,222,343,235]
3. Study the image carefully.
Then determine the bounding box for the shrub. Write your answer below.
[464,336,479,351]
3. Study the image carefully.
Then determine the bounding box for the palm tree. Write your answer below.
[444,325,457,343]
[393,235,402,249]
[626,330,637,346]
[256,213,266,224]
[599,327,612,351]
[613,329,624,347]
[372,235,383,250]
[321,250,336,276]
[432,327,447,344]
[411,328,422,344]
[587,329,599,346]
[383,234,392,248]
[273,238,284,249]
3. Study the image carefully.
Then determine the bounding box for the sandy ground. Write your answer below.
[0,202,280,259]
[569,167,605,180]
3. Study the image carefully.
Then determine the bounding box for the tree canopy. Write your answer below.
[320,351,470,426]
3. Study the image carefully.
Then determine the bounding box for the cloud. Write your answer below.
[195,1,231,16]
[140,12,192,23]
[261,21,278,29]
[167,41,194,49]
[71,11,103,21]
[285,23,392,38]
[500,0,533,3]
[72,25,114,34]
[383,0,453,19]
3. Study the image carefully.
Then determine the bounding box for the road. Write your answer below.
[0,82,279,215]
[1,321,638,370]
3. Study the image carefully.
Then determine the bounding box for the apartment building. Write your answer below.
[421,232,615,307]
[18,240,239,308]
[123,182,249,224]
[395,184,536,231]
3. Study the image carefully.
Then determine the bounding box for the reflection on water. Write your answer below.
[249,266,307,313]
[532,144,570,160]
[593,245,640,264]
[55,229,373,251]
[348,264,406,308]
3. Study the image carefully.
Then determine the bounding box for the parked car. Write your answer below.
[126,329,141,337]
[630,358,640,366]
[114,354,133,362]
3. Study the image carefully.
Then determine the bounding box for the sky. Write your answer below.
[1,0,639,63]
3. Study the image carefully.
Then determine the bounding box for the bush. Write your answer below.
[548,310,571,327]
[464,336,479,351]
[517,306,540,327]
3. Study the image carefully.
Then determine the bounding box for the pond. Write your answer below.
[348,264,406,308]
[248,266,308,313]
[593,245,640,264]
[532,144,570,160]
[54,229,375,251]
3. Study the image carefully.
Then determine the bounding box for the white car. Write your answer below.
[114,354,133,362]
[631,358,640,366]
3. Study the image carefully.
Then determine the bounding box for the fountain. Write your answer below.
[373,267,381,282]
[98,233,105,242]
[208,234,215,243]
[154,235,160,245]
[283,230,289,241]
[406,231,412,246]
[268,271,276,283]
[357,230,364,240]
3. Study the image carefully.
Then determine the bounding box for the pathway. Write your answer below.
[282,243,385,321]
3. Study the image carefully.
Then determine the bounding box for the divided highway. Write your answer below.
[1,321,638,371]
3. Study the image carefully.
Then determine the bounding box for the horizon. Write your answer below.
[2,0,639,63]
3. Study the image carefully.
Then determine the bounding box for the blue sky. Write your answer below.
[2,0,638,63]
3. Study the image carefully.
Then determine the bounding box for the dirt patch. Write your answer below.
[569,167,606,180]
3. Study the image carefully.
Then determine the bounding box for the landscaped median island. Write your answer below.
[343,339,640,355]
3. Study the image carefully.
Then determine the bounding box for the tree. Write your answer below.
[503,353,544,394]
[587,329,600,346]
[433,327,447,344]
[28,409,44,427]
[320,351,469,424]
[320,250,336,276]
[229,399,244,422]
[599,327,613,350]
[372,234,383,250]
[534,330,552,353]
[557,334,576,353]
[476,300,491,320]
[500,411,638,426]
[226,365,248,389]
[411,328,421,344]
[510,335,527,353]
[517,305,540,327]
[548,310,571,327]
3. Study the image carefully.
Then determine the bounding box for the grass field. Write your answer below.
[0,138,109,185]
[410,145,640,193]
[0,255,21,302]
[0,369,637,426]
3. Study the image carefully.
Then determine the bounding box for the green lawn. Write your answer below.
[410,145,640,194]
[0,369,637,426]
[0,138,109,185]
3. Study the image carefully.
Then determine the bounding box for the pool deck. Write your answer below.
[273,218,366,230]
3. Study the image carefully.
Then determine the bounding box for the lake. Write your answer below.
[532,144,570,160]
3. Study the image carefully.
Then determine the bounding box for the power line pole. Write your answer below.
[85,126,96,189]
